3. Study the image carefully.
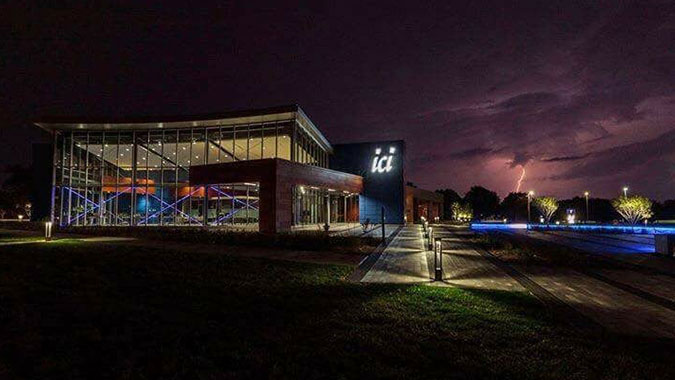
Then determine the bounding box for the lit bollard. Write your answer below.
[45,221,53,241]
[434,237,443,281]
[427,227,433,250]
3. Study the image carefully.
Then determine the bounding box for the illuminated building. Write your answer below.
[34,105,442,232]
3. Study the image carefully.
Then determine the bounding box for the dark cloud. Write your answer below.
[550,129,675,181]
[541,154,590,162]
[494,92,559,110]
[449,148,495,159]
[1,0,674,199]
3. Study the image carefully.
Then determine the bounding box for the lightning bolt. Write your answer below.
[515,166,526,193]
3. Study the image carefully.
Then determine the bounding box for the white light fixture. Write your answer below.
[375,148,381,155]
[389,146,396,154]
[45,221,53,241]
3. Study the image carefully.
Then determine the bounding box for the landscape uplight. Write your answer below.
[434,237,443,281]
[45,222,53,241]
[623,186,628,197]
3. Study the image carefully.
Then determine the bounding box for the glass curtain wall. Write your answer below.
[291,186,359,226]
[53,119,321,227]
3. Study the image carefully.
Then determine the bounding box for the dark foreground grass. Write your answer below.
[0,240,674,379]
[0,230,44,243]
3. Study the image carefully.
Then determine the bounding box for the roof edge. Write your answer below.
[34,104,300,126]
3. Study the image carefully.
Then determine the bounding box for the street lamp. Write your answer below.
[623,186,628,197]
[584,191,590,223]
[527,190,534,224]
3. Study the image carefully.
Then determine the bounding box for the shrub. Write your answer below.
[57,226,378,253]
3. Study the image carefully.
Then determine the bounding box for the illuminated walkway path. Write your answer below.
[433,227,526,291]
[360,225,522,289]
[360,225,430,283]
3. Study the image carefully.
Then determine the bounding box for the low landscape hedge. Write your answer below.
[0,221,45,231]
[474,231,592,267]
[58,226,380,253]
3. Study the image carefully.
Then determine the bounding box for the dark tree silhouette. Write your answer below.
[435,188,461,220]
[499,192,527,221]
[464,186,500,220]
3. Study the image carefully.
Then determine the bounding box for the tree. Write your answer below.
[499,192,527,221]
[464,186,500,220]
[653,199,675,221]
[0,165,31,218]
[534,196,558,223]
[612,195,653,224]
[451,201,473,221]
[436,188,461,220]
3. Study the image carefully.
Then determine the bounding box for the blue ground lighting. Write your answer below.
[470,223,528,231]
[470,222,675,235]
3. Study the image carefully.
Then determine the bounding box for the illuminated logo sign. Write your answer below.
[371,146,396,173]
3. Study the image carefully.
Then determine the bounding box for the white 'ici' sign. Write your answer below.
[371,146,396,173]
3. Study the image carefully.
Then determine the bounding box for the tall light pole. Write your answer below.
[623,186,628,197]
[527,190,534,224]
[584,191,589,223]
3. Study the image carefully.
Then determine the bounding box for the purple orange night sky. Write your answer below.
[2,1,674,199]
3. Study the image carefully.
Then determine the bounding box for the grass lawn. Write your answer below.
[1,238,674,379]
[0,230,44,243]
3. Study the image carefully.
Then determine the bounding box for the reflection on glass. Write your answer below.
[54,119,328,227]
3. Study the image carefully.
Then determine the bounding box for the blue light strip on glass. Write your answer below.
[137,188,202,225]
[209,186,258,210]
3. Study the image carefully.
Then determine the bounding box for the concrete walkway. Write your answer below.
[361,225,430,283]
[433,228,525,291]
[482,229,675,339]
[360,225,525,290]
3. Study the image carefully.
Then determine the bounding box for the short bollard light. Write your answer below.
[434,237,443,281]
[18,215,24,222]
[427,227,434,250]
[45,221,53,241]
